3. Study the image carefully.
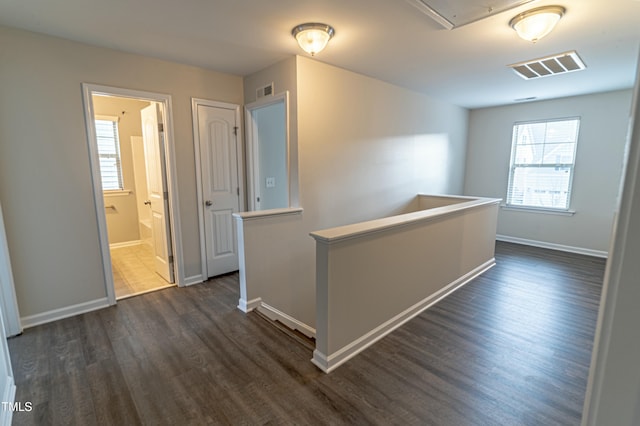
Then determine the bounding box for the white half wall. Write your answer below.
[464,90,633,253]
[311,196,500,372]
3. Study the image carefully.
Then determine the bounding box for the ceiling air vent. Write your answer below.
[509,51,586,80]
[405,0,536,29]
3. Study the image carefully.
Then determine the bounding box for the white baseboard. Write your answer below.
[257,302,316,338]
[496,234,608,258]
[20,297,110,329]
[311,350,330,373]
[0,376,15,426]
[183,275,204,286]
[108,240,142,249]
[237,297,261,313]
[312,259,496,373]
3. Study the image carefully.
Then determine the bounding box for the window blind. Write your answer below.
[95,118,124,191]
[506,118,580,210]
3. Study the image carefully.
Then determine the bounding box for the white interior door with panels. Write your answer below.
[141,103,174,283]
[193,100,242,278]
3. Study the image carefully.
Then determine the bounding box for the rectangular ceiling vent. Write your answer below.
[509,51,586,80]
[405,0,535,29]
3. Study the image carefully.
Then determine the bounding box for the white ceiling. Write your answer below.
[0,0,638,108]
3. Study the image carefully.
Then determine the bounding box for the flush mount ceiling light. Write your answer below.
[292,23,335,56]
[510,5,565,43]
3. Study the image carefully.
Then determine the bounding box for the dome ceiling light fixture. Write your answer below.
[509,5,566,43]
[291,23,335,56]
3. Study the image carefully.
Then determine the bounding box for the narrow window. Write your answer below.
[94,117,124,191]
[506,118,580,210]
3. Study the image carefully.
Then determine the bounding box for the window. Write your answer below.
[506,118,580,210]
[94,117,124,191]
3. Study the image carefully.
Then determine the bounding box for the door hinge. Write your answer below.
[168,255,174,264]
[163,191,169,200]
[237,187,240,196]
[158,123,164,133]
[233,126,238,136]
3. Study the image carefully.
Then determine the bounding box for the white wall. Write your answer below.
[464,90,632,253]
[238,56,469,329]
[0,25,242,319]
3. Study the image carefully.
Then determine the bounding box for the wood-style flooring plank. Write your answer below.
[8,242,604,425]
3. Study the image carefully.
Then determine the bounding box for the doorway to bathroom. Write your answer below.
[83,84,183,302]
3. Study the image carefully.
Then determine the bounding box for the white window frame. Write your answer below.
[94,115,124,192]
[505,117,581,213]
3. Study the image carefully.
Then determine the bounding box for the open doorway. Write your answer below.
[244,92,290,211]
[83,84,183,303]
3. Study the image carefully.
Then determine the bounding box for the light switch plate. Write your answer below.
[266,177,276,188]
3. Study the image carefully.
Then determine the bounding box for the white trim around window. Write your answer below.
[505,117,581,212]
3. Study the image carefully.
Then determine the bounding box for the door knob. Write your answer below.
[144,200,151,206]
[205,200,213,206]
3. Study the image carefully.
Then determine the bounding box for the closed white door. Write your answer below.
[141,103,174,283]
[197,104,240,277]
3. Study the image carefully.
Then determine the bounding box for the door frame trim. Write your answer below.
[82,83,185,305]
[0,202,22,337]
[191,98,245,281]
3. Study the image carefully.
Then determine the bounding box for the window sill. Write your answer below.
[500,204,576,216]
[103,190,132,197]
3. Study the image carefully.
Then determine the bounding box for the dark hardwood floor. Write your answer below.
[8,241,605,425]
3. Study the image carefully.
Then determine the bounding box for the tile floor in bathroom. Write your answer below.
[111,243,174,299]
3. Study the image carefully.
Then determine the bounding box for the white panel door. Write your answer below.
[197,105,240,277]
[141,103,174,283]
